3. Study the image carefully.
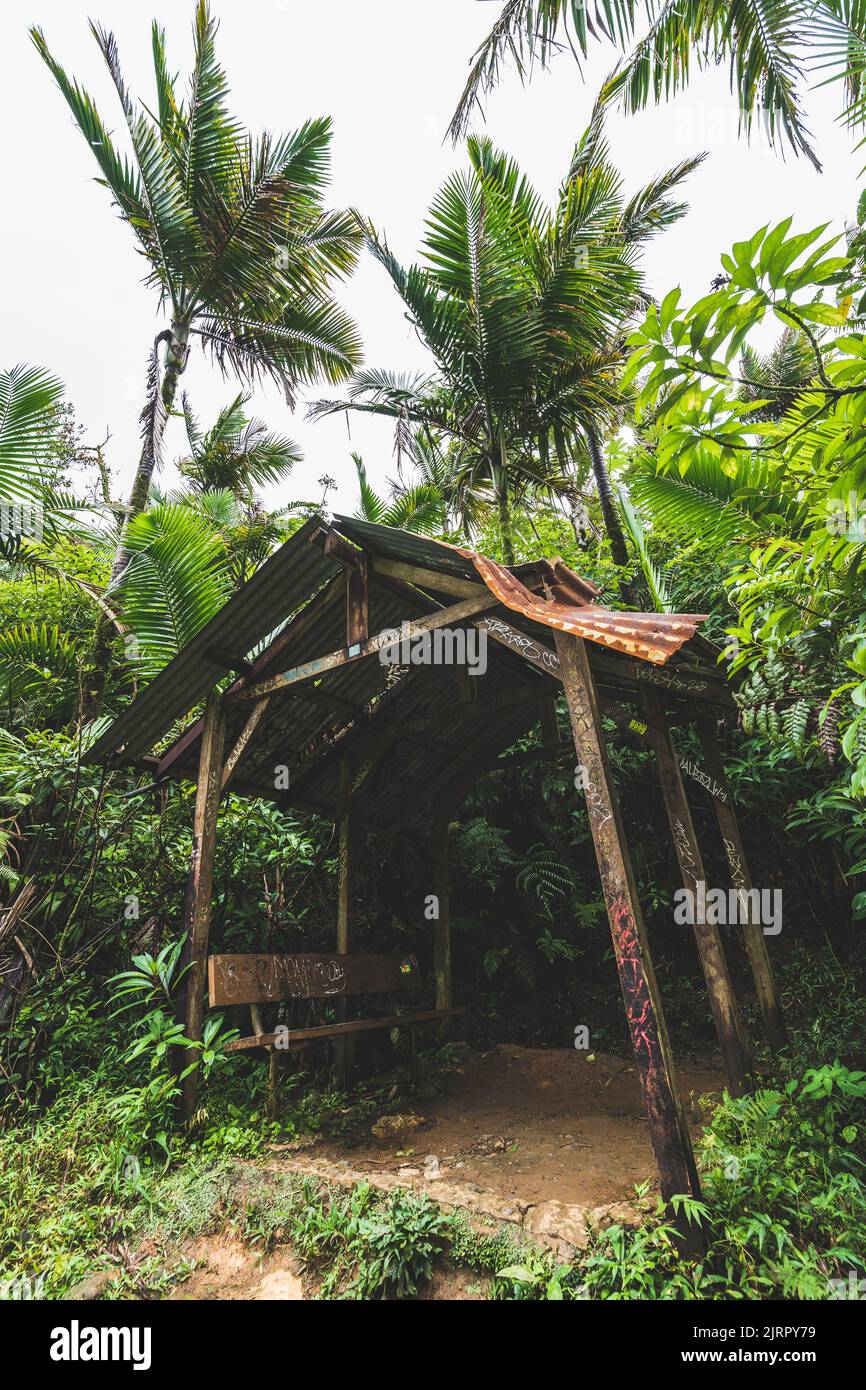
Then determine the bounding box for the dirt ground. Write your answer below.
[162,1043,722,1299]
[317,1043,723,1209]
[169,1237,306,1301]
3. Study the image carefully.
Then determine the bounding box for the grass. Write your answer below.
[2,943,866,1300]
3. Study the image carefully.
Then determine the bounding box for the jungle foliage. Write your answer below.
[2,0,866,1302]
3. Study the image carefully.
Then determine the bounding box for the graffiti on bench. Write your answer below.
[208,952,418,1006]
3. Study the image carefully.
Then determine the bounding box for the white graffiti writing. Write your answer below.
[679,756,728,802]
[482,617,561,670]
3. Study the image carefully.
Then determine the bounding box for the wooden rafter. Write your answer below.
[221,697,271,792]
[232,592,502,703]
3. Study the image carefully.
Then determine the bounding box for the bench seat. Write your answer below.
[225,1005,464,1052]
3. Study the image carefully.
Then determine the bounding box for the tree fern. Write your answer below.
[627,451,810,543]
[515,843,573,915]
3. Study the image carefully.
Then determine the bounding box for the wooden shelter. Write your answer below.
[87,514,784,1214]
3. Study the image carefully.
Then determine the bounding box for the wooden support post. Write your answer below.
[432,814,452,1039]
[539,693,561,746]
[251,1002,282,1119]
[181,692,226,1120]
[642,689,752,1097]
[330,557,369,1088]
[554,634,703,1221]
[334,765,358,1089]
[698,725,786,1052]
[266,1048,282,1119]
[346,551,369,643]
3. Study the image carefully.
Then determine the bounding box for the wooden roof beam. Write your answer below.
[231,592,502,703]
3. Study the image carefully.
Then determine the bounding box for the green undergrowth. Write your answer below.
[2,946,866,1300]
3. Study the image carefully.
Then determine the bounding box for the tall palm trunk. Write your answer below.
[585,427,637,605]
[109,324,188,584]
[84,325,189,718]
[494,431,515,565]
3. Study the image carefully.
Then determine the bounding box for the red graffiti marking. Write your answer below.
[610,892,661,1085]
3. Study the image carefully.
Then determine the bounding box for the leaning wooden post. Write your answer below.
[431,813,453,1038]
[554,633,703,1220]
[698,724,786,1052]
[642,689,752,1097]
[332,557,368,1089]
[182,691,226,1120]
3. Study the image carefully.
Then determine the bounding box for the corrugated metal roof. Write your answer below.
[84,515,337,765]
[332,517,706,665]
[155,564,549,824]
[87,513,718,804]
[330,515,483,582]
[452,550,706,665]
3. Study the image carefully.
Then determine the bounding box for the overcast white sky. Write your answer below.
[1,1,860,513]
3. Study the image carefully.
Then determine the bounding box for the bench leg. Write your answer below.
[334,793,358,1089]
[266,1047,281,1120]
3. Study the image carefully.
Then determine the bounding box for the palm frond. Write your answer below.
[88,20,202,298]
[617,486,673,610]
[448,1,638,141]
[0,622,82,712]
[803,1,866,129]
[628,449,810,542]
[602,0,820,171]
[194,296,362,402]
[352,454,387,525]
[138,336,169,486]
[618,152,706,243]
[0,364,64,501]
[181,1,241,214]
[114,502,232,671]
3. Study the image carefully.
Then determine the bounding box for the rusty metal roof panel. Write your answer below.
[460,552,707,665]
[84,515,336,765]
[330,517,707,665]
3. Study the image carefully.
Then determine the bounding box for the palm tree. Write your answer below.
[450,1,866,171]
[177,393,300,498]
[32,1,362,586]
[351,452,446,534]
[311,119,700,569]
[738,328,816,421]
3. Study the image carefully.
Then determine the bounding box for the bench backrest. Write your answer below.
[208,952,419,1006]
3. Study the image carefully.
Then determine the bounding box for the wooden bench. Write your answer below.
[208,952,462,1095]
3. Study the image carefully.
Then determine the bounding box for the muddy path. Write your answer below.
[313,1043,722,1210]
